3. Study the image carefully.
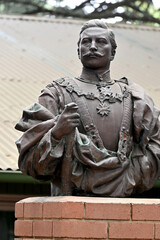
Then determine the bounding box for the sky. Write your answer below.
[48,0,160,9]
[48,0,160,24]
[153,0,160,8]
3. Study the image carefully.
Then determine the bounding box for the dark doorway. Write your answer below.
[0,211,14,240]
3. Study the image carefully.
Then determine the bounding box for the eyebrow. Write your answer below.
[81,35,107,39]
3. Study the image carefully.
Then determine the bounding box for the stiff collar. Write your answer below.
[79,67,113,85]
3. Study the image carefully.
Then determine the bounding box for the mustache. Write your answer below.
[82,52,104,57]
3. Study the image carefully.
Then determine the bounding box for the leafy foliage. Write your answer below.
[0,0,160,25]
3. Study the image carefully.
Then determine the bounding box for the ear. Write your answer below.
[77,48,80,59]
[110,55,114,61]
[110,49,116,61]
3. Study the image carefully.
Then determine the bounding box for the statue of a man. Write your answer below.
[15,19,160,197]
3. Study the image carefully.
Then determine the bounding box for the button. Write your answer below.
[85,125,89,130]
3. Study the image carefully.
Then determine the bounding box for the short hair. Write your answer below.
[78,19,117,56]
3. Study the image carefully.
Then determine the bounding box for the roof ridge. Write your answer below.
[0,14,159,32]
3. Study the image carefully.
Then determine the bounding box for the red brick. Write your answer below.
[33,220,52,237]
[85,203,130,220]
[132,204,160,221]
[15,202,24,219]
[14,238,44,240]
[155,224,160,239]
[109,222,154,239]
[14,220,32,237]
[24,202,42,219]
[43,201,84,219]
[52,220,107,238]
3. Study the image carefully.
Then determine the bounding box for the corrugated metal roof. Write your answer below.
[0,15,160,170]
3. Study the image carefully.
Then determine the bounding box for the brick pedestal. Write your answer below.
[15,196,160,239]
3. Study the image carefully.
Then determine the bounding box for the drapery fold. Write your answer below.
[15,79,160,197]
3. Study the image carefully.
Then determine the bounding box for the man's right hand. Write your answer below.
[52,102,80,140]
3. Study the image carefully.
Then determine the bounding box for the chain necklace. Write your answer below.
[55,77,129,117]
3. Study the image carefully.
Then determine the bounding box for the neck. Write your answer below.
[79,67,112,85]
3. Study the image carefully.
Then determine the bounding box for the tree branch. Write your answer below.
[0,0,160,25]
[72,0,91,11]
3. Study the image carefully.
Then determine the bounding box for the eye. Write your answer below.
[81,38,91,45]
[97,38,107,44]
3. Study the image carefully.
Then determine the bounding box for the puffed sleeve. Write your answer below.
[130,81,160,192]
[15,81,66,181]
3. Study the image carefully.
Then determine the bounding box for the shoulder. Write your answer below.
[39,77,68,97]
[45,77,65,89]
[116,77,152,102]
[46,77,73,88]
[42,77,74,93]
[115,77,129,85]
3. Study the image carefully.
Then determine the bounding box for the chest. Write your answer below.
[59,79,125,151]
[78,83,124,151]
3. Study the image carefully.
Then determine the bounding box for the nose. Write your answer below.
[90,41,97,51]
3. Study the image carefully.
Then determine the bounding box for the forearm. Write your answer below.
[18,127,65,180]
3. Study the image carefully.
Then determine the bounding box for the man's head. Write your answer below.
[78,19,117,71]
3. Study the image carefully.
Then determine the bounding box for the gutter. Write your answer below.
[0,170,160,188]
[0,170,49,184]
[153,179,160,188]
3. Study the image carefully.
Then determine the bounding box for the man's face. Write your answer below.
[78,27,113,71]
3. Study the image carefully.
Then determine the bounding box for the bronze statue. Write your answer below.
[15,19,160,197]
